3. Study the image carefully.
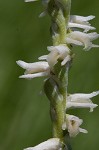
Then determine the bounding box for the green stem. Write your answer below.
[45,0,71,147]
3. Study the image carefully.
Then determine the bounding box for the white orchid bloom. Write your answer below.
[66,31,99,50]
[67,91,99,112]
[69,15,95,32]
[39,45,71,68]
[70,15,95,25]
[66,114,88,137]
[16,60,50,79]
[24,138,62,150]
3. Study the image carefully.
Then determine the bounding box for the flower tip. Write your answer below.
[16,60,20,65]
[16,60,28,69]
[25,0,37,2]
[92,90,99,97]
[89,104,98,112]
[89,15,95,20]
[19,75,24,79]
[79,128,88,134]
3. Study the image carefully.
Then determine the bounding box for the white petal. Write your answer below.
[47,50,59,68]
[25,0,37,2]
[16,60,49,74]
[61,55,71,66]
[66,37,83,46]
[24,138,62,150]
[70,15,95,25]
[38,55,48,60]
[67,31,99,50]
[47,45,70,53]
[68,22,95,31]
[88,32,99,41]
[79,128,88,134]
[67,115,83,125]
[66,102,98,112]
[47,46,54,52]
[68,91,99,100]
[92,44,99,48]
[19,72,48,79]
[47,45,70,67]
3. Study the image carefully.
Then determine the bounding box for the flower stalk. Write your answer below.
[17,0,99,150]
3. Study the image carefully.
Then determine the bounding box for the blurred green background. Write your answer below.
[0,0,99,150]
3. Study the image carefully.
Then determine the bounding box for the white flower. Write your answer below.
[16,60,50,79]
[67,91,99,112]
[39,45,71,68]
[69,15,95,32]
[70,15,95,25]
[24,138,62,150]
[66,31,99,50]
[69,15,96,32]
[66,114,88,137]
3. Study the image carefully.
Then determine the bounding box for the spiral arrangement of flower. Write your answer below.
[17,0,99,149]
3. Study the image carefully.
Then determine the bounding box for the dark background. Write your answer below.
[0,0,99,150]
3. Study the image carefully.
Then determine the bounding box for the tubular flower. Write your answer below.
[66,91,99,112]
[16,60,50,79]
[66,114,88,137]
[66,31,99,50]
[69,15,95,32]
[39,45,71,68]
[24,138,62,150]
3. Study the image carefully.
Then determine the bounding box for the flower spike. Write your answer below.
[16,1,99,150]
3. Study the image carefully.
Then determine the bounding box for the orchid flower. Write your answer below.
[66,31,99,50]
[67,91,99,112]
[39,45,71,68]
[66,114,88,137]
[16,60,50,79]
[69,15,95,32]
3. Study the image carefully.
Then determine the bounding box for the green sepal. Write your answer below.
[44,77,63,106]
